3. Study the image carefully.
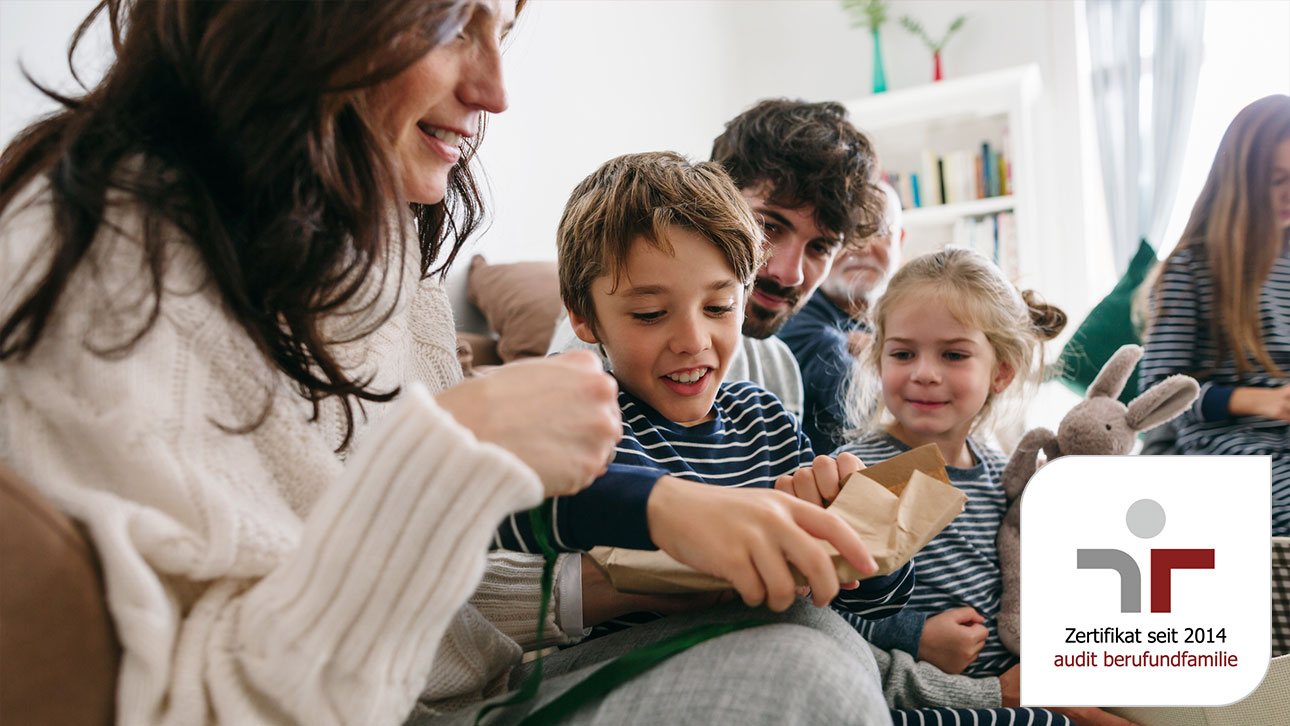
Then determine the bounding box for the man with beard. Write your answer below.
[547,99,883,417]
[778,180,905,453]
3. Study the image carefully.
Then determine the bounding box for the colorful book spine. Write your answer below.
[921,149,942,206]
[981,142,994,199]
[936,157,947,208]
[898,174,916,210]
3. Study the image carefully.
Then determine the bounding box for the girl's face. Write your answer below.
[368,0,515,205]
[1272,137,1290,231]
[878,293,1014,445]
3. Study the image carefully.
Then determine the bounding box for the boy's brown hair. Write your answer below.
[557,151,764,336]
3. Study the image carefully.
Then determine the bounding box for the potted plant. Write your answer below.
[842,0,891,94]
[900,14,966,82]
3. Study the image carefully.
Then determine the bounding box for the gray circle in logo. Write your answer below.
[1126,499,1166,539]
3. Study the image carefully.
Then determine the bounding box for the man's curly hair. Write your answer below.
[711,99,882,247]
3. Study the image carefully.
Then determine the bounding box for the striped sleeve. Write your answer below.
[1140,248,1203,391]
[1140,247,1208,424]
[833,560,915,621]
[492,464,662,553]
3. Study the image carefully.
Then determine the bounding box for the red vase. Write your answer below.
[933,51,943,81]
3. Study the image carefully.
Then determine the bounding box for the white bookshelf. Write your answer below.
[845,65,1042,282]
[902,195,1017,228]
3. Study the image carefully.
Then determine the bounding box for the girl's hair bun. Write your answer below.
[1022,289,1067,341]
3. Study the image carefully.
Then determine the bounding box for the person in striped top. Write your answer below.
[497,151,912,623]
[1140,94,1290,537]
[832,249,1133,726]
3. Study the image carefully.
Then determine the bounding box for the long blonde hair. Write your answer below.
[1155,94,1290,377]
[844,248,1066,437]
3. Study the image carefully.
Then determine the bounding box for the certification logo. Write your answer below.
[1020,456,1270,706]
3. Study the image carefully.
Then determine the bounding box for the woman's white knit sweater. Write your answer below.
[0,180,570,725]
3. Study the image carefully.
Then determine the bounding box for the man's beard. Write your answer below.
[741,277,803,339]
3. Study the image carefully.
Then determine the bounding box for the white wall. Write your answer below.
[9,1,1282,327]
[474,0,1108,322]
[0,0,108,146]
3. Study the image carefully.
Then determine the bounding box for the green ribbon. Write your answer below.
[475,502,557,724]
[516,619,769,726]
[474,500,772,724]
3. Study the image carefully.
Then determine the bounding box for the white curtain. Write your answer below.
[1086,0,1205,273]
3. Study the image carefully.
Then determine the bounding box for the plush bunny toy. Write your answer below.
[996,344,1199,654]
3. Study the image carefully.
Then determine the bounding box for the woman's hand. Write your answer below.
[1230,384,1290,422]
[435,351,621,497]
[774,452,865,507]
[918,606,987,674]
[645,476,878,612]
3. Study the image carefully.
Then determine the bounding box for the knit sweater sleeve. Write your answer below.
[0,189,544,725]
[867,644,1002,709]
[226,386,543,723]
[8,371,541,726]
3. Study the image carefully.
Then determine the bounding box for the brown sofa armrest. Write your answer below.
[0,462,119,725]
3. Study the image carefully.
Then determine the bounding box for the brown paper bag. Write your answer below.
[588,444,966,594]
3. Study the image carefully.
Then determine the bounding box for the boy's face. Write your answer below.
[569,227,744,427]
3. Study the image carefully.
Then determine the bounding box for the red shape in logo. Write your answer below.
[1149,549,1215,613]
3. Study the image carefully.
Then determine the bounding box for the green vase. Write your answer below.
[871,27,888,94]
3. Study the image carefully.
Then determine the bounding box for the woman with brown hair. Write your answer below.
[0,2,895,724]
[1140,94,1290,537]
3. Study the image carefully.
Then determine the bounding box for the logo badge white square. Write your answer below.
[1020,456,1270,706]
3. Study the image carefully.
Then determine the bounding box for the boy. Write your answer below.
[548,99,888,420]
[498,151,912,633]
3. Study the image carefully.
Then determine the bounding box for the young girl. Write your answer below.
[1140,94,1290,539]
[833,248,1106,726]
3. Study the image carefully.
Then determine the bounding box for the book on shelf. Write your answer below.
[920,149,942,208]
[900,140,1013,209]
[950,210,1018,280]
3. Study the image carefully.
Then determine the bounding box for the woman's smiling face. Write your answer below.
[368,0,515,205]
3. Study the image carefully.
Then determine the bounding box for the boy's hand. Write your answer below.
[919,606,987,674]
[646,475,879,612]
[774,452,865,507]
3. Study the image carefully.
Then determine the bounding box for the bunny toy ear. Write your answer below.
[1126,374,1201,432]
[1087,344,1145,400]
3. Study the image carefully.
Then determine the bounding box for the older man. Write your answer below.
[777,180,905,453]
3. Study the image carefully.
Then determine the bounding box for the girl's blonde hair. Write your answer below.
[1152,94,1290,378]
[844,248,1066,438]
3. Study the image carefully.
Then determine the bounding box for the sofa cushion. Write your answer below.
[1057,239,1158,404]
[456,332,503,378]
[0,462,118,725]
[466,255,561,363]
